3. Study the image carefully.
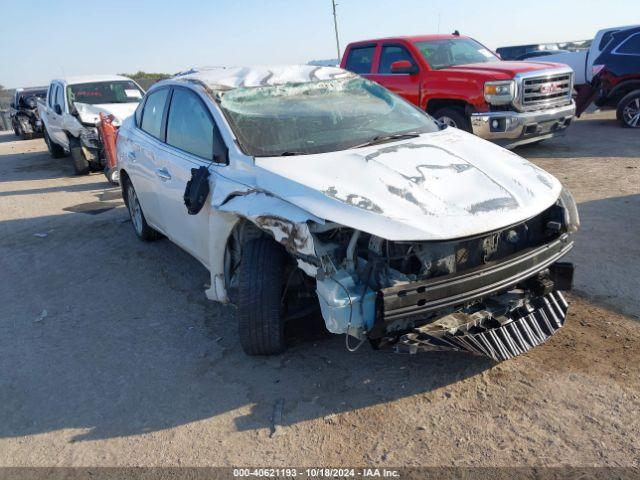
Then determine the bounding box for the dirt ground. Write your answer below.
[0,110,638,467]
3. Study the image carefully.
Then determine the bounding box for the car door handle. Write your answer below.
[127,151,136,161]
[155,167,172,181]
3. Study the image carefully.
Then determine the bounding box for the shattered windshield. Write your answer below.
[67,81,144,106]
[416,38,500,70]
[217,77,439,156]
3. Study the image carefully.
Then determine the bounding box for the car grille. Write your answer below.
[520,72,573,110]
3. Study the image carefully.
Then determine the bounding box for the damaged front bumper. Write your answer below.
[317,233,574,361]
[378,235,572,323]
[78,127,106,167]
[396,289,568,361]
[471,103,575,148]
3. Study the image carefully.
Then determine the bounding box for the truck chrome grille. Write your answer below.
[396,291,568,361]
[520,73,573,110]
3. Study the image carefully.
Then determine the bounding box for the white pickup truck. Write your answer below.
[38,75,145,175]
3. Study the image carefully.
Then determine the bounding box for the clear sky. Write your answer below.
[1,0,638,88]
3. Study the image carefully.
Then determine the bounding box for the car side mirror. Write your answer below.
[54,104,62,115]
[390,60,418,74]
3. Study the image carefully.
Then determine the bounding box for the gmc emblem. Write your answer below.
[540,82,562,94]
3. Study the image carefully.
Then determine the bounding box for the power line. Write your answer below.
[331,0,341,60]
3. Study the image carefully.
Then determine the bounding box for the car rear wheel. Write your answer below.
[237,237,287,355]
[69,137,90,175]
[44,128,65,158]
[617,90,640,128]
[123,177,160,242]
[433,107,472,132]
[13,125,20,137]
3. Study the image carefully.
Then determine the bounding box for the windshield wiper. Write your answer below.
[350,132,421,149]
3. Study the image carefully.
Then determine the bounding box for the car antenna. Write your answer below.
[452,30,460,36]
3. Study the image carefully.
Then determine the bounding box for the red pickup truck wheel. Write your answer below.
[433,107,471,132]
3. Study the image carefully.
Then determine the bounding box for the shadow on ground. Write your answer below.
[567,194,640,319]
[0,208,493,442]
[0,136,107,185]
[516,114,640,159]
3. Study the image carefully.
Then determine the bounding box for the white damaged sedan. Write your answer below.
[117,66,579,360]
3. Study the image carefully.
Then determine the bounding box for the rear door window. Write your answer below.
[140,89,169,139]
[345,46,375,74]
[166,89,214,160]
[378,45,417,73]
[615,33,640,55]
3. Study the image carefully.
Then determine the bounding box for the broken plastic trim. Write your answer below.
[396,290,569,361]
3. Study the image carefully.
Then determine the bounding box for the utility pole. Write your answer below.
[331,0,341,60]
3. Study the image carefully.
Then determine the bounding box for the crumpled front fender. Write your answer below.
[218,191,323,276]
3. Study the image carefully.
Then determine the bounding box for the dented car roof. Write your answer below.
[171,65,354,91]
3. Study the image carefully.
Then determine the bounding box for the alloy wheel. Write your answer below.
[622,98,640,128]
[438,116,458,128]
[127,185,143,236]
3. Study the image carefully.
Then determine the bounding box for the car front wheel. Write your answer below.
[69,137,90,175]
[123,177,160,242]
[44,128,65,158]
[237,237,287,355]
[433,107,472,132]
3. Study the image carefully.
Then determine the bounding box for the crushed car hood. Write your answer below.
[74,102,139,126]
[253,128,562,241]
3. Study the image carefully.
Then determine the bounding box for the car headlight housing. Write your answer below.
[484,80,516,105]
[558,186,579,233]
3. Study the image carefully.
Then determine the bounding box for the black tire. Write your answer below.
[21,131,33,141]
[44,128,65,158]
[122,176,160,242]
[433,107,472,132]
[616,90,640,128]
[13,125,20,137]
[69,137,90,175]
[237,237,287,355]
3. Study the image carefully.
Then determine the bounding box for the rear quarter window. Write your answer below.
[599,30,619,50]
[615,33,640,55]
[345,46,375,74]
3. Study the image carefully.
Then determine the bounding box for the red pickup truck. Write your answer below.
[340,33,576,148]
